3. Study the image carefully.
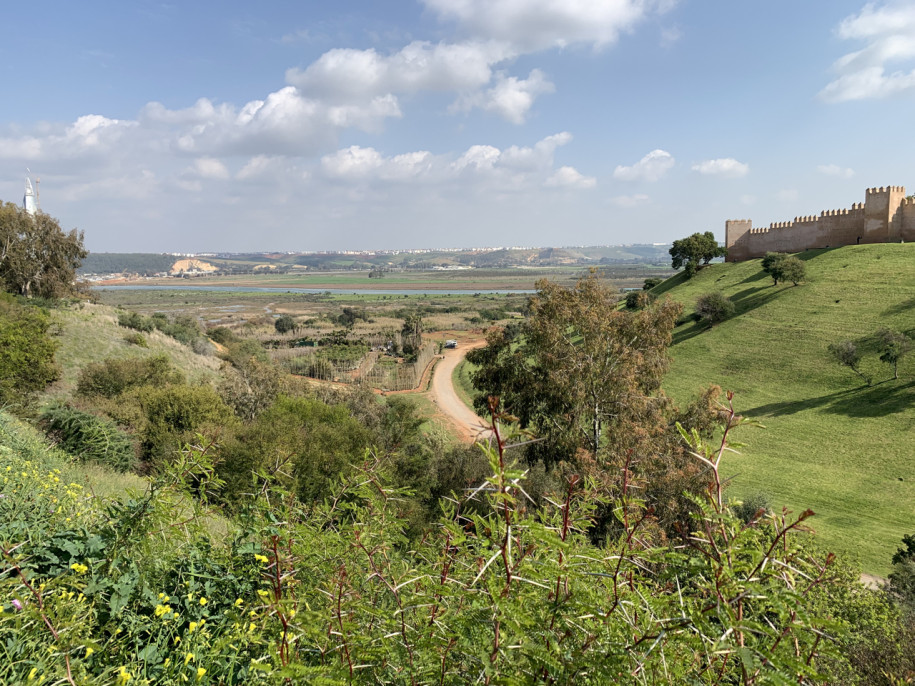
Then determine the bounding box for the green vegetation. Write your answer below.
[0,294,59,407]
[655,244,915,573]
[695,291,736,325]
[669,231,726,277]
[762,252,807,285]
[78,252,175,275]
[4,403,914,683]
[0,201,87,298]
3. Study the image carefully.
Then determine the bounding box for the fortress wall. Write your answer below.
[725,187,907,261]
[902,197,915,241]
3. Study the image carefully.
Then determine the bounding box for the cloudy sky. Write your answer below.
[2,0,914,252]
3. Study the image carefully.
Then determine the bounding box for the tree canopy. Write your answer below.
[669,231,726,277]
[0,201,87,298]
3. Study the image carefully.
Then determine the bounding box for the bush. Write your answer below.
[643,277,664,290]
[207,326,238,345]
[117,310,154,332]
[0,295,59,407]
[131,384,237,466]
[694,291,735,325]
[762,252,806,285]
[274,314,296,334]
[624,290,652,310]
[76,354,184,399]
[39,402,136,471]
[123,331,148,347]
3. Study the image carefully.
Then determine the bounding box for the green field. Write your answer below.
[657,244,914,575]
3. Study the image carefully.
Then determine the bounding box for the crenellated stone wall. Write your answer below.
[726,186,914,261]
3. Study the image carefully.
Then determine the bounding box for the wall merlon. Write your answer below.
[726,184,910,261]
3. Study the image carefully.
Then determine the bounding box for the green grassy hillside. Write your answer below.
[657,244,915,574]
[46,302,221,398]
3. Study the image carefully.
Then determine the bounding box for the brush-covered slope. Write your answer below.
[46,302,221,398]
[656,244,914,574]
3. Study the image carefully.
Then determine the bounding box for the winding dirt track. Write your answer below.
[428,340,492,442]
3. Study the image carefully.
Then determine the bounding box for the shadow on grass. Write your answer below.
[672,320,706,345]
[884,296,915,317]
[746,379,915,419]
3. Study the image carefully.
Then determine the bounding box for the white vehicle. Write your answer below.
[444,340,458,349]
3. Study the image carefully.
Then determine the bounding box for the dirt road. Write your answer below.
[429,340,492,442]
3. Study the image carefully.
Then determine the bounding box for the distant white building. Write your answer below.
[23,175,37,216]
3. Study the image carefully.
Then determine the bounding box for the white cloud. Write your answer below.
[777,189,799,202]
[546,166,596,189]
[287,41,513,102]
[820,2,915,102]
[610,193,649,207]
[317,133,583,191]
[191,157,229,180]
[817,164,855,178]
[691,158,749,178]
[422,0,675,51]
[236,155,278,180]
[613,149,674,182]
[453,69,555,124]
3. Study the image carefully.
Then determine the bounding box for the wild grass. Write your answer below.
[46,302,221,398]
[657,244,915,574]
[453,359,480,410]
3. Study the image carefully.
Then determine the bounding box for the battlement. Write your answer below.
[866,186,906,195]
[725,184,912,261]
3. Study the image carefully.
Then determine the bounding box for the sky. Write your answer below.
[2,0,914,253]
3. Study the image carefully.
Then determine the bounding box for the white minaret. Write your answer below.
[23,175,37,216]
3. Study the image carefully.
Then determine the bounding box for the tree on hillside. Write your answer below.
[0,202,87,298]
[669,231,726,277]
[762,252,806,285]
[877,328,912,380]
[828,340,871,385]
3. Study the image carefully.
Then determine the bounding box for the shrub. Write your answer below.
[117,310,154,332]
[643,277,664,290]
[694,291,735,325]
[123,331,148,347]
[76,354,184,399]
[274,314,296,334]
[207,326,238,345]
[39,402,136,471]
[624,290,652,310]
[0,295,59,406]
[132,384,237,466]
[762,252,806,285]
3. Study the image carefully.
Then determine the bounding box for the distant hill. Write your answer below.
[80,245,672,275]
[79,252,176,275]
[656,244,915,574]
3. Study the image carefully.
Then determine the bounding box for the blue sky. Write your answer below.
[2,0,914,252]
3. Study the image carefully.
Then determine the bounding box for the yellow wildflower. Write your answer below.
[196,667,207,680]
[154,604,171,617]
[116,666,132,684]
[184,653,195,665]
[70,562,88,575]
[28,667,39,680]
[256,590,269,599]
[234,598,243,607]
[188,621,198,633]
[198,597,207,606]
[85,646,95,657]
[254,554,269,564]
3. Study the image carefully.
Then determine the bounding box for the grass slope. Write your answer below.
[657,244,915,575]
[47,302,221,398]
